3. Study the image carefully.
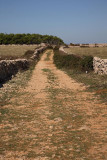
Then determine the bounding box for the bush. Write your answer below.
[80,56,93,71]
[23,50,34,59]
[54,50,81,69]
[53,49,93,72]
[54,45,60,50]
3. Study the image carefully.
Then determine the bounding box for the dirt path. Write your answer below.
[0,50,107,160]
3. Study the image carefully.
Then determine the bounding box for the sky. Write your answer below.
[0,0,107,44]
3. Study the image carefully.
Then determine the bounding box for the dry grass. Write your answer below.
[0,50,106,159]
[0,45,38,59]
[65,47,107,59]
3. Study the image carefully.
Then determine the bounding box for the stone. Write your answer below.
[93,57,107,75]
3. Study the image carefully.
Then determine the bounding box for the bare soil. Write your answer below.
[0,50,107,160]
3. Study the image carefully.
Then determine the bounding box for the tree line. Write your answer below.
[0,33,64,45]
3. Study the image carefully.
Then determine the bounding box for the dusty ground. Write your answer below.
[0,50,107,160]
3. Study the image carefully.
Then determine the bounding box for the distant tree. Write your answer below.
[0,33,64,45]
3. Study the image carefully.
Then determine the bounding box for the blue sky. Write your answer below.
[0,0,107,44]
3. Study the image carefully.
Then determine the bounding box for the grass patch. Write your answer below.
[66,69,107,103]
[43,68,57,84]
[42,68,50,73]
[44,51,51,61]
[22,50,34,59]
[27,151,37,158]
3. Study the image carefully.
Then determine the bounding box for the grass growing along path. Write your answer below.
[0,50,106,159]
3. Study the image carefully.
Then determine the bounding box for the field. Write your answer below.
[65,47,107,59]
[0,45,38,60]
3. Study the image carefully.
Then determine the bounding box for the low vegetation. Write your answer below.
[53,49,107,103]
[65,47,107,59]
[22,50,35,59]
[66,70,107,103]
[54,49,93,71]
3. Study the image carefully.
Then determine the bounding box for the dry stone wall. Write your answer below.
[93,57,107,75]
[70,43,107,47]
[30,46,47,60]
[0,45,47,83]
[59,46,68,54]
[0,59,29,82]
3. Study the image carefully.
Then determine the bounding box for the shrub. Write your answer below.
[54,49,81,69]
[54,45,60,50]
[53,49,93,72]
[23,50,34,59]
[47,45,53,49]
[80,56,93,71]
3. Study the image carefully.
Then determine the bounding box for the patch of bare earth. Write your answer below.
[0,50,106,160]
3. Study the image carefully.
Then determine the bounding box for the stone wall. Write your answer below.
[70,43,107,48]
[0,59,29,82]
[93,57,107,75]
[0,45,47,83]
[59,46,68,54]
[30,46,47,60]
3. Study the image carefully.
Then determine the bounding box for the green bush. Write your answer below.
[54,45,60,50]
[80,56,93,71]
[23,50,34,59]
[53,49,93,72]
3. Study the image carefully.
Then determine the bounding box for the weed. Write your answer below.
[27,151,37,158]
[42,68,50,73]
[22,50,34,59]
[44,51,51,61]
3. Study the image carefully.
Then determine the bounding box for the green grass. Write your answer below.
[44,51,51,61]
[0,44,38,59]
[65,47,107,59]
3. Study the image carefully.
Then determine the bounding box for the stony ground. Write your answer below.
[0,50,107,160]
